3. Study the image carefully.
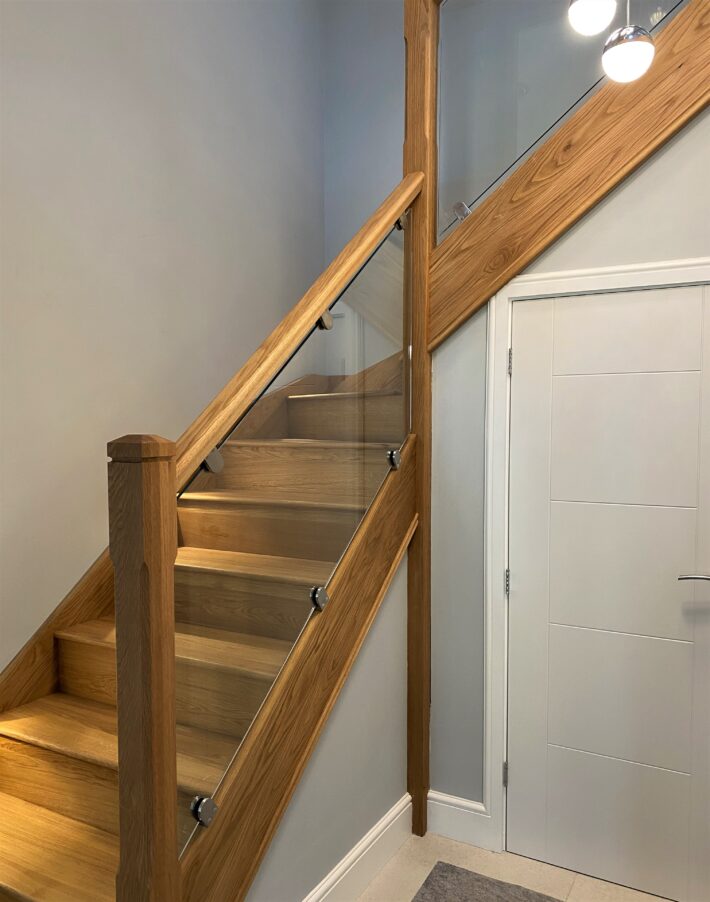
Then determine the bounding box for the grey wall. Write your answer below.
[431,307,488,801]
[0,0,325,668]
[321,0,404,261]
[248,560,408,902]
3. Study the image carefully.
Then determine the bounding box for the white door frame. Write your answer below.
[483,257,710,854]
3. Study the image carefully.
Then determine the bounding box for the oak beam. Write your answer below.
[404,0,439,835]
[108,434,180,902]
[429,0,710,350]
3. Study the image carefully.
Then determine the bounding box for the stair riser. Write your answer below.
[177,503,361,560]
[0,737,197,845]
[58,640,272,738]
[287,395,404,443]
[202,445,389,499]
[175,570,313,642]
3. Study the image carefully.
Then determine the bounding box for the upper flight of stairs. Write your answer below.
[0,379,401,901]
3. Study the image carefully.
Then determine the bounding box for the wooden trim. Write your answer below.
[108,435,180,902]
[180,437,417,901]
[428,0,710,350]
[404,0,438,836]
[175,172,424,488]
[0,175,422,716]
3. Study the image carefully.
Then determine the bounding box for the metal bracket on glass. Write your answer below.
[310,586,330,611]
[453,201,472,222]
[395,209,411,231]
[191,796,218,827]
[317,311,334,331]
[387,448,401,471]
[202,448,224,475]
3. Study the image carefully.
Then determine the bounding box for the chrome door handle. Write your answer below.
[678,574,710,581]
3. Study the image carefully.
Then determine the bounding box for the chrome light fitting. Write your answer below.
[568,0,617,36]
[602,0,655,83]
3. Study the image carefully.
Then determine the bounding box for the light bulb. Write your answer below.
[602,25,655,82]
[568,0,618,36]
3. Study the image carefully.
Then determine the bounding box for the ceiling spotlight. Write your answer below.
[568,0,617,36]
[602,22,655,82]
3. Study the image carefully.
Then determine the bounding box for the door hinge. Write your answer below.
[507,347,513,376]
[505,568,510,598]
[503,761,509,787]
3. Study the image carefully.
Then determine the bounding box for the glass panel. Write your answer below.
[437,0,689,240]
[174,225,408,853]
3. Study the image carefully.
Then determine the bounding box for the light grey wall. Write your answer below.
[0,0,324,668]
[431,105,710,807]
[321,0,404,261]
[431,307,488,801]
[248,560,408,902]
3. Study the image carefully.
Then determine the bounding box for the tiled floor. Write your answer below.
[357,834,671,902]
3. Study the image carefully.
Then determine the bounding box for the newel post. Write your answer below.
[108,434,181,902]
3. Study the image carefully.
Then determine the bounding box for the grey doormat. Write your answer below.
[412,862,559,902]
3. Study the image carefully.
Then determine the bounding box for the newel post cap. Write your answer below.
[107,434,176,462]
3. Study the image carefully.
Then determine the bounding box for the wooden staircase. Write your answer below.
[0,383,400,901]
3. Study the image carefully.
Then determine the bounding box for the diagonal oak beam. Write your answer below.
[428,0,710,350]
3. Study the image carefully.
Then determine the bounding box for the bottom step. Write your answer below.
[0,791,118,902]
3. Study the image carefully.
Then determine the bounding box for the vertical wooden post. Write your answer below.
[404,0,439,835]
[108,434,181,902]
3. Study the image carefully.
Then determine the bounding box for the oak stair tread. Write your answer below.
[178,489,368,512]
[287,389,401,402]
[0,790,118,902]
[56,618,292,680]
[223,438,392,449]
[175,546,332,584]
[0,693,235,797]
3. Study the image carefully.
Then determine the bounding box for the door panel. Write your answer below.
[549,501,696,640]
[546,745,690,901]
[552,286,702,375]
[507,283,707,900]
[551,371,700,507]
[548,625,693,772]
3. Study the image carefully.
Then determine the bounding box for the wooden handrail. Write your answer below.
[175,171,425,487]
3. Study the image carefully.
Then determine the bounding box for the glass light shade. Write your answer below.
[602,25,655,83]
[568,0,617,36]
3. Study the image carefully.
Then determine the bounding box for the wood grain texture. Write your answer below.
[177,492,364,562]
[0,791,118,902]
[57,618,289,738]
[179,436,417,901]
[404,0,438,835]
[108,435,180,902]
[429,0,710,349]
[287,390,405,443]
[175,547,330,641]
[200,439,391,502]
[0,694,234,840]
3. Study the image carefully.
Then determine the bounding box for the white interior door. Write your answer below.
[507,282,710,902]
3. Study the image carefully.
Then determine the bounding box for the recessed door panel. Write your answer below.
[549,501,696,640]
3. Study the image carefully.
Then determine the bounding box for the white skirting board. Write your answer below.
[427,790,503,853]
[302,794,412,902]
